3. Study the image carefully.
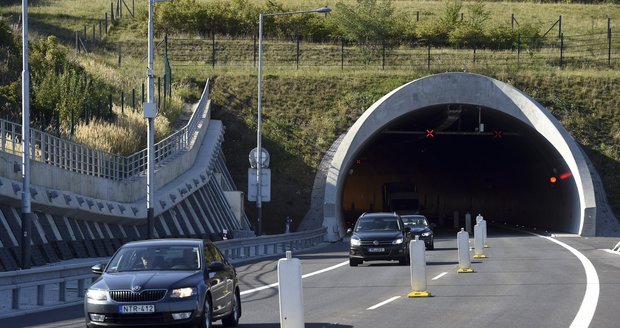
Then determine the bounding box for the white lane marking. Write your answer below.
[432,272,448,280]
[367,296,401,310]
[240,260,349,296]
[527,232,600,328]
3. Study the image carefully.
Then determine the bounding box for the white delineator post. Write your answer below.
[408,236,431,298]
[457,228,474,273]
[278,251,304,328]
[480,218,489,248]
[473,223,487,259]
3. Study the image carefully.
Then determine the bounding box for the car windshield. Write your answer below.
[355,217,401,232]
[105,245,201,272]
[402,216,428,228]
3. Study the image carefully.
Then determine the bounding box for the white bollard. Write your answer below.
[408,236,431,297]
[278,251,304,328]
[465,212,472,235]
[457,228,474,273]
[480,219,489,248]
[476,213,483,224]
[473,224,487,259]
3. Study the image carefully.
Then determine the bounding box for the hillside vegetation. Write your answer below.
[1,0,619,233]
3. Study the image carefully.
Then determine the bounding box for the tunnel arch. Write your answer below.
[322,72,596,241]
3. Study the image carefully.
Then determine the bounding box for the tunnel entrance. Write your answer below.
[341,104,576,231]
[322,72,597,241]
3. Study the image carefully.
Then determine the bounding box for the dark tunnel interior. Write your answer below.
[341,104,578,232]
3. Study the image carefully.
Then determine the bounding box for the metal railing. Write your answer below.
[0,227,326,318]
[0,80,210,181]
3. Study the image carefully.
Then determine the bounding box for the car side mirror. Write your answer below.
[91,263,105,275]
[404,226,411,233]
[208,261,226,272]
[346,228,353,234]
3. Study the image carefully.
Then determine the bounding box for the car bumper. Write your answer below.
[349,244,408,261]
[85,298,201,327]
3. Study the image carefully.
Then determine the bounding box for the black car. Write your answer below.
[84,239,241,328]
[348,212,411,266]
[401,214,434,250]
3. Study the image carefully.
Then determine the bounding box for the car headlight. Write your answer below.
[422,232,432,237]
[171,287,197,299]
[350,238,361,246]
[392,238,404,245]
[86,289,108,301]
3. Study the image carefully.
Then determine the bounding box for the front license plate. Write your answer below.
[119,304,155,313]
[368,247,385,252]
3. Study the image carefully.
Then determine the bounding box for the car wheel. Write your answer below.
[200,296,213,328]
[349,258,361,266]
[222,290,241,327]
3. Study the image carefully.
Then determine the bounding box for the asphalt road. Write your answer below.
[2,227,619,328]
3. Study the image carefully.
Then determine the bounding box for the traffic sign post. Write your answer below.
[248,168,271,202]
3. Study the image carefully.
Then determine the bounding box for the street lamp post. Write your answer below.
[144,0,167,238]
[21,0,32,269]
[255,7,331,236]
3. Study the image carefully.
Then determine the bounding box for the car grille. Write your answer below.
[109,289,167,302]
[359,240,394,246]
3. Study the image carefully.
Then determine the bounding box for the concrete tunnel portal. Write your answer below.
[322,73,598,241]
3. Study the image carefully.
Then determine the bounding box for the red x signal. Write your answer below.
[426,129,434,138]
[494,130,503,138]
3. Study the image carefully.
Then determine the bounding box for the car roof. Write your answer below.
[359,212,400,219]
[401,214,427,219]
[121,238,205,248]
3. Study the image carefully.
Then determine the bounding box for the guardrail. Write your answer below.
[0,228,326,318]
[0,80,210,181]
[216,227,327,262]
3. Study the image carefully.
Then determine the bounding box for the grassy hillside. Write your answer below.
[2,1,619,233]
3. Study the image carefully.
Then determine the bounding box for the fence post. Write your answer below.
[132,88,136,112]
[473,46,476,66]
[212,33,216,68]
[417,11,419,22]
[109,94,113,117]
[105,13,108,35]
[560,33,564,69]
[111,2,114,22]
[92,24,96,45]
[158,77,161,109]
[427,43,431,71]
[608,17,612,68]
[99,20,102,41]
[558,15,562,39]
[75,31,79,52]
[121,91,125,114]
[118,43,122,67]
[142,82,145,106]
